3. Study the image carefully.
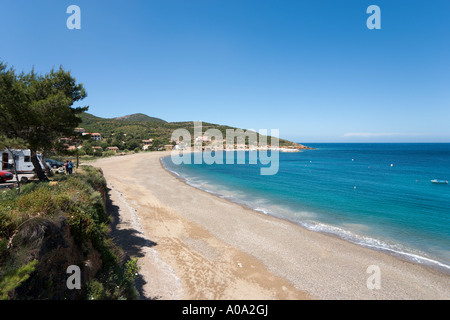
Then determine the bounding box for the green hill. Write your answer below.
[112,113,167,123]
[76,112,308,153]
[78,112,165,125]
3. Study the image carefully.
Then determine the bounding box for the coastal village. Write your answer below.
[59,126,309,155]
[1,116,310,187]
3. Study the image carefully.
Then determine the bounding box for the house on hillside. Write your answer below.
[142,139,154,151]
[82,132,102,141]
[74,128,85,134]
[107,147,120,153]
[194,136,211,143]
[91,133,102,141]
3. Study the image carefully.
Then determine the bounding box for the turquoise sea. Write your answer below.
[162,143,450,272]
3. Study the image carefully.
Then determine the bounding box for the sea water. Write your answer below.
[162,143,450,272]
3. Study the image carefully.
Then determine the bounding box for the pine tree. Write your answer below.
[0,61,88,180]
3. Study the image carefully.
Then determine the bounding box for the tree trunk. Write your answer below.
[42,160,54,177]
[41,151,54,177]
[30,150,48,181]
[6,148,21,195]
[76,148,79,169]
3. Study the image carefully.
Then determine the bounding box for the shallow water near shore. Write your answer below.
[162,143,450,273]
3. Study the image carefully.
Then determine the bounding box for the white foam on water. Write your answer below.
[254,208,269,214]
[296,220,450,273]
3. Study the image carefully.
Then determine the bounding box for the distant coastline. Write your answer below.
[78,112,307,153]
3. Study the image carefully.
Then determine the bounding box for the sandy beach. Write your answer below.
[92,152,450,300]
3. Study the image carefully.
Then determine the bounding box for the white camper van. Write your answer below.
[1,149,46,173]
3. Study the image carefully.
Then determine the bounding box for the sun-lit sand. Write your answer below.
[92,152,450,300]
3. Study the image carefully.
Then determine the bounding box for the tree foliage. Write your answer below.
[0,61,88,180]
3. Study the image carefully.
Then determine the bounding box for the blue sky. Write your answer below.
[1,0,449,142]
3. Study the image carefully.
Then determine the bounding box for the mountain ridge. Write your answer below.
[112,113,167,123]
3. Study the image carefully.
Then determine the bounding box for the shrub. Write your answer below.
[124,258,140,283]
[102,151,116,158]
[0,260,38,300]
[86,280,105,300]
[0,165,139,300]
[86,256,139,300]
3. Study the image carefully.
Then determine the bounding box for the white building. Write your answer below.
[91,133,102,141]
[82,132,102,141]
[194,136,211,143]
[142,139,154,150]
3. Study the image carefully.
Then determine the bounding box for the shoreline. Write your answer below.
[161,155,450,276]
[93,151,450,299]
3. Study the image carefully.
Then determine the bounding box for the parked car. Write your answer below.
[0,171,14,183]
[44,159,65,169]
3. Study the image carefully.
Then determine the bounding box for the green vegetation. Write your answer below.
[0,61,87,181]
[76,112,304,155]
[0,260,37,300]
[112,113,166,123]
[86,257,140,300]
[0,166,139,300]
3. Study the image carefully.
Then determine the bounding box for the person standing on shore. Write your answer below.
[67,160,74,175]
[64,160,69,175]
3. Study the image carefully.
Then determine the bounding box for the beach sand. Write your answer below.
[92,152,450,300]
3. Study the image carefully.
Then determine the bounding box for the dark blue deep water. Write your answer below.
[162,144,450,272]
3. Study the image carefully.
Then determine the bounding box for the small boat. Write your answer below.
[431,179,448,184]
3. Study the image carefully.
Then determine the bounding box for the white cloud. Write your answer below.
[341,132,450,142]
[343,132,403,138]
